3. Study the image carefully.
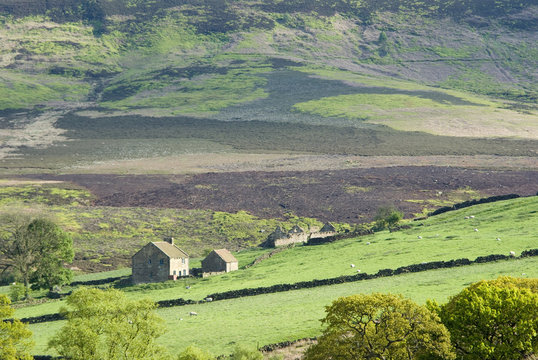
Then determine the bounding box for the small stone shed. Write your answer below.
[201,249,238,275]
[262,222,337,248]
[132,238,189,284]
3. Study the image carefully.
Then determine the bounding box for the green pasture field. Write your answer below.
[28,256,538,356]
[13,196,538,319]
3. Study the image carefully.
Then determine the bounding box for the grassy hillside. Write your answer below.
[10,195,538,356]
[12,195,538,316]
[25,258,538,356]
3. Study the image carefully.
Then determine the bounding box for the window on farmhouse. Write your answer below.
[160,258,164,265]
[182,258,185,264]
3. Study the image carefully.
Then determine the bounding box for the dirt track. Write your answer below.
[30,166,538,222]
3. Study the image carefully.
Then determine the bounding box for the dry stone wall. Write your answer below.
[18,249,538,325]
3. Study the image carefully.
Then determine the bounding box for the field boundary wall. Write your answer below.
[15,249,538,325]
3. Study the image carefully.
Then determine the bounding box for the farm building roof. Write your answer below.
[152,241,189,258]
[320,222,336,232]
[213,249,238,263]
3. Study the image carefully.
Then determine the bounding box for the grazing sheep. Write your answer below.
[205,297,213,302]
[496,237,501,241]
[186,286,191,289]
[474,228,479,232]
[417,236,422,239]
[464,216,470,219]
[366,242,371,245]
[356,269,361,273]
[350,264,355,268]
[470,215,475,218]
[509,251,516,257]
[189,312,198,316]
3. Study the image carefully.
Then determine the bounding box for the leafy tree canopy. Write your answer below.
[0,294,34,360]
[49,287,170,360]
[433,276,538,360]
[0,217,74,297]
[304,293,455,360]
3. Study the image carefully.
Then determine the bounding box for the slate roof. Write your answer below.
[152,242,189,258]
[320,222,336,232]
[213,249,238,263]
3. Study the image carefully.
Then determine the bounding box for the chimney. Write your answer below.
[164,237,174,245]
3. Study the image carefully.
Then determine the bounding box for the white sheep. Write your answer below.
[470,215,475,218]
[496,238,501,241]
[474,228,479,232]
[366,242,371,245]
[189,312,198,316]
[509,251,516,257]
[417,236,422,239]
[356,269,361,273]
[350,264,355,268]
[205,297,213,302]
[464,216,470,219]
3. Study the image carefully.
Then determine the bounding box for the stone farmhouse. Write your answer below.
[262,222,337,247]
[201,249,238,277]
[132,238,189,284]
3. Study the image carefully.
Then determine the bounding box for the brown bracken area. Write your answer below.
[29,166,538,223]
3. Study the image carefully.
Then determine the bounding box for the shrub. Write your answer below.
[9,283,26,302]
[230,344,263,360]
[177,345,215,360]
[373,206,403,231]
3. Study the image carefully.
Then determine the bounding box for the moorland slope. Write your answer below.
[0,0,537,171]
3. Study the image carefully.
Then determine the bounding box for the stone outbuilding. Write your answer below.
[262,225,309,247]
[201,249,238,276]
[132,238,189,284]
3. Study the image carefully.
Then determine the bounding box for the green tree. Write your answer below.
[373,206,403,230]
[0,218,74,297]
[304,293,455,360]
[0,294,34,360]
[49,288,170,360]
[177,345,215,360]
[434,277,538,360]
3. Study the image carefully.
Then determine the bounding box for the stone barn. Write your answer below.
[262,225,309,247]
[201,249,238,276]
[132,238,189,284]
